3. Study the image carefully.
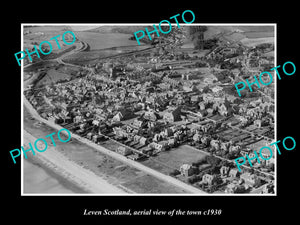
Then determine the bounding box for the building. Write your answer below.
[229,168,239,178]
[144,110,160,121]
[261,183,274,194]
[116,146,132,156]
[220,166,230,177]
[163,107,181,123]
[202,174,218,185]
[180,164,194,177]
[113,108,133,121]
[225,183,246,193]
[240,173,261,187]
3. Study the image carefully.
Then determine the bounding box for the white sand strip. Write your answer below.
[23,130,126,194]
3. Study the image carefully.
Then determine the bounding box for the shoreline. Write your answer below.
[23,129,127,194]
[24,155,89,194]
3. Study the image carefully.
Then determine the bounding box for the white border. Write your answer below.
[21,23,277,196]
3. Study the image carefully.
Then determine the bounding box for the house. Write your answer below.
[113,127,128,138]
[92,135,101,143]
[254,119,262,127]
[207,108,215,115]
[202,174,218,185]
[198,109,208,118]
[240,173,261,187]
[218,98,233,116]
[132,118,147,129]
[180,164,194,177]
[199,102,206,110]
[164,128,174,137]
[212,86,223,93]
[113,108,133,121]
[144,110,160,121]
[225,183,246,193]
[163,107,181,123]
[229,168,239,178]
[193,133,202,142]
[261,183,274,194]
[210,139,220,150]
[260,147,273,161]
[266,157,274,166]
[150,141,168,152]
[116,146,132,156]
[220,142,230,151]
[220,166,230,177]
[183,83,198,92]
[87,132,93,140]
[133,135,142,144]
[190,95,200,103]
[139,137,148,145]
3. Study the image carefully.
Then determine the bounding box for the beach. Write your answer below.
[23,157,86,194]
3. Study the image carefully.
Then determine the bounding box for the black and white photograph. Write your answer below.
[21,24,276,195]
[3,4,298,223]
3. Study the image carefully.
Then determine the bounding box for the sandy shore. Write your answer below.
[23,157,87,194]
[23,130,126,194]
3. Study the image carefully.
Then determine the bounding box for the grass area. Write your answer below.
[142,145,207,174]
[245,138,271,151]
[240,37,274,47]
[75,31,143,50]
[24,26,75,53]
[236,26,274,32]
[64,45,150,65]
[122,174,188,193]
[35,68,71,86]
[244,31,274,38]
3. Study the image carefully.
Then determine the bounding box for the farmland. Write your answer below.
[63,31,150,65]
[75,31,146,50]
[34,65,83,87]
[122,174,188,193]
[63,45,149,65]
[23,26,77,53]
[240,37,274,47]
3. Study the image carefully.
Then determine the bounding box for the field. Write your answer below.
[122,174,188,193]
[142,145,208,174]
[62,30,151,65]
[23,26,76,53]
[243,31,274,38]
[240,37,274,47]
[35,65,81,87]
[64,45,150,65]
[202,25,275,47]
[75,31,145,50]
[85,25,151,34]
[236,26,274,32]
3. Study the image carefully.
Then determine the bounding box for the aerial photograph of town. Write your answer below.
[22,24,275,195]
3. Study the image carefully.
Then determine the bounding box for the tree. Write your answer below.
[169,169,180,177]
[192,157,207,167]
[206,155,221,167]
[267,163,274,171]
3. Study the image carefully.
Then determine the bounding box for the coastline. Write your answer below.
[23,129,127,194]
[24,155,89,194]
